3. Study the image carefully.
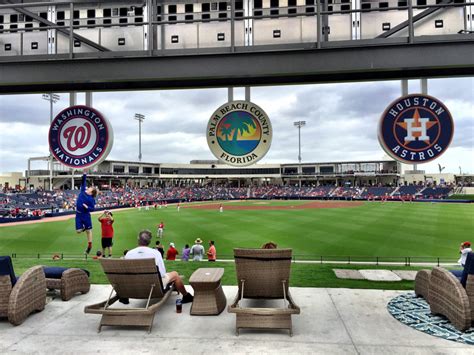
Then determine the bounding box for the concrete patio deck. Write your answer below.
[1,285,472,354]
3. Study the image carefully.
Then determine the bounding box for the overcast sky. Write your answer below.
[0,77,472,175]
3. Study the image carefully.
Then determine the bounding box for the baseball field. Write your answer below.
[1,200,473,261]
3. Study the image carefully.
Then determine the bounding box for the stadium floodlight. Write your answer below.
[134,113,145,162]
[43,93,60,191]
[294,121,306,188]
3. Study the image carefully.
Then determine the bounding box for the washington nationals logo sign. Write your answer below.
[48,105,114,169]
[378,94,454,164]
[207,101,272,166]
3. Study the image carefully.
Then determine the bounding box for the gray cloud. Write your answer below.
[1,79,473,175]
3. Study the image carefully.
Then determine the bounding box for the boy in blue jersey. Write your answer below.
[76,173,98,254]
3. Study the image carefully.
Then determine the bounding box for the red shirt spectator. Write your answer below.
[166,243,178,260]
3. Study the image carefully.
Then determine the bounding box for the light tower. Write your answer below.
[293,121,306,188]
[134,113,145,162]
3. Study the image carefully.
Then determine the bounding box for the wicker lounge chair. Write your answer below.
[228,248,300,336]
[0,256,46,326]
[44,267,90,301]
[427,252,474,331]
[84,258,175,333]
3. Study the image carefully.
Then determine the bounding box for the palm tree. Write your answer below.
[219,126,232,141]
[228,115,256,141]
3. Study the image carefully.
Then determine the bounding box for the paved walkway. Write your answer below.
[1,285,472,354]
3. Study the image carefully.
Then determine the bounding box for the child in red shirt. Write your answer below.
[98,211,114,257]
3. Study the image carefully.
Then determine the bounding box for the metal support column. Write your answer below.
[85,92,93,106]
[316,0,322,48]
[408,0,414,44]
[245,87,251,101]
[69,92,77,106]
[421,78,428,94]
[69,2,74,58]
[401,79,408,96]
[70,92,77,183]
[231,0,235,52]
[228,87,234,101]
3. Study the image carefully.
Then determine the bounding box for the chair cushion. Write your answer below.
[0,255,17,286]
[460,252,474,288]
[43,266,90,279]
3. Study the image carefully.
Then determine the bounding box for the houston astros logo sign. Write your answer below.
[378,94,454,164]
[48,105,114,169]
[207,101,272,166]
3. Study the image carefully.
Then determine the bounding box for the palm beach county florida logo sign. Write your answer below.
[207,101,272,166]
[378,94,454,164]
[48,105,114,169]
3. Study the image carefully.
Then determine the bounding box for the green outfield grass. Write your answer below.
[449,194,474,200]
[0,200,473,261]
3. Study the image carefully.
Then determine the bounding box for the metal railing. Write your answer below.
[7,252,459,266]
[0,0,472,60]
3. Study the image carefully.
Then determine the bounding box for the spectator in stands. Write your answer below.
[191,238,205,261]
[207,240,217,262]
[262,242,277,249]
[182,244,191,262]
[458,241,472,267]
[125,230,193,303]
[155,241,165,258]
[166,242,179,260]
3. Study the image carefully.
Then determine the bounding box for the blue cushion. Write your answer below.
[0,256,17,286]
[460,252,474,288]
[43,266,90,279]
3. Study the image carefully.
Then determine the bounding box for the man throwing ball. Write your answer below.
[76,173,98,254]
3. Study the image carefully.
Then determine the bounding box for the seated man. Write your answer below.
[125,230,193,303]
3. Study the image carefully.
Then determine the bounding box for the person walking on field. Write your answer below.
[207,240,217,262]
[98,210,114,258]
[75,173,98,254]
[191,238,205,261]
[157,221,165,238]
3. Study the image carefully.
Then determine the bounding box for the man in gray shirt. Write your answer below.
[190,237,205,261]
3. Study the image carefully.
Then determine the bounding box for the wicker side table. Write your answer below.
[189,268,226,315]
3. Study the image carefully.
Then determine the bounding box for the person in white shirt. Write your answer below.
[125,230,193,303]
[458,241,472,267]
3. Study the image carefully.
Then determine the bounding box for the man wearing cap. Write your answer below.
[125,230,193,303]
[166,242,179,261]
[191,238,205,261]
[458,241,472,267]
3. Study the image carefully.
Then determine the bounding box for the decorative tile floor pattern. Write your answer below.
[387,292,474,345]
